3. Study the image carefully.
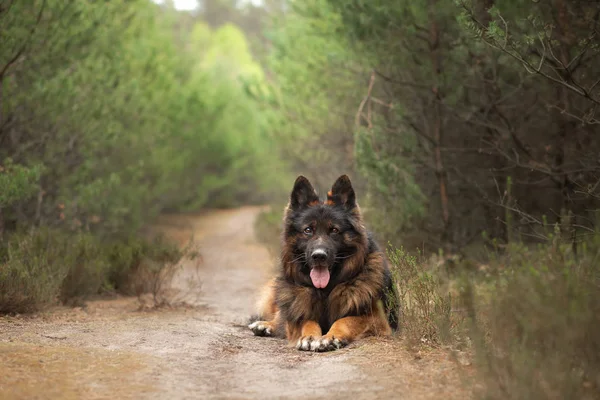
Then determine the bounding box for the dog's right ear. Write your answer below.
[289,176,319,210]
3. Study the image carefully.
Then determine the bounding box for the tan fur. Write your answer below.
[255,278,277,320]
[286,320,323,342]
[261,281,392,344]
[330,301,392,337]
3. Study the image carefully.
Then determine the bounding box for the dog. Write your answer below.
[248,175,399,352]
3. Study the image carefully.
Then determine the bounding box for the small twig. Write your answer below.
[536,35,547,72]
[498,13,509,49]
[355,71,376,128]
[566,32,596,72]
[370,97,394,108]
[545,104,600,125]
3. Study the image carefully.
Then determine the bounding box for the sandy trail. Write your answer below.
[0,207,471,399]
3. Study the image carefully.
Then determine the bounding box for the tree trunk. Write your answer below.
[428,0,452,246]
[554,0,576,249]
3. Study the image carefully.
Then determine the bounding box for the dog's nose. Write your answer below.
[311,249,328,262]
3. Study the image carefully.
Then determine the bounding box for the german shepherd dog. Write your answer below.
[249,175,399,352]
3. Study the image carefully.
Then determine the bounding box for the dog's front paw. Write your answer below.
[248,320,273,337]
[295,335,316,351]
[310,335,347,352]
[295,335,347,352]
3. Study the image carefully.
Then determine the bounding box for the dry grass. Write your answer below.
[460,239,600,400]
[386,245,467,350]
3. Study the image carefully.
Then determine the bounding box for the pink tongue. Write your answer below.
[310,267,330,289]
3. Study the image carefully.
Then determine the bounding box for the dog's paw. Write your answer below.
[248,320,273,337]
[295,335,316,351]
[310,335,347,352]
[295,335,347,352]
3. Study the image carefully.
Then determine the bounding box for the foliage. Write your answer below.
[0,159,42,208]
[267,0,600,253]
[0,229,73,314]
[355,126,427,240]
[0,0,283,239]
[264,0,367,192]
[0,0,288,312]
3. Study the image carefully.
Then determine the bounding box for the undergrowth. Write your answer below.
[461,236,600,400]
[389,230,600,399]
[386,245,464,349]
[0,228,196,314]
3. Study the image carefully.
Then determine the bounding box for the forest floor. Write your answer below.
[0,206,474,399]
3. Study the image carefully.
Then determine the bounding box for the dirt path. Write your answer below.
[0,207,472,400]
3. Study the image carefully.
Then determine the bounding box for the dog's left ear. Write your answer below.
[290,175,319,211]
[327,175,357,209]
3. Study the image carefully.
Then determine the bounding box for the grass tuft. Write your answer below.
[386,245,464,349]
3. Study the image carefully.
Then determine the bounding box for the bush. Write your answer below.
[0,229,72,314]
[0,229,192,314]
[387,245,462,348]
[463,239,600,399]
[59,233,112,305]
[107,234,197,301]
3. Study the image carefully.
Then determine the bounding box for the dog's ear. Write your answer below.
[327,175,356,209]
[289,176,319,210]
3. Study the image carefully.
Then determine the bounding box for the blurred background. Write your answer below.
[3,0,600,253]
[2,0,599,252]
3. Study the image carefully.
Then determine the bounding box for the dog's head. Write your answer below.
[282,175,368,289]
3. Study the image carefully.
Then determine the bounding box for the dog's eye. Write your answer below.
[331,227,339,234]
[303,227,313,235]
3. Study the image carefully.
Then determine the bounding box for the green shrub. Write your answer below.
[106,233,193,297]
[0,159,43,209]
[0,229,72,313]
[59,233,112,305]
[1,1,287,242]
[0,228,192,314]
